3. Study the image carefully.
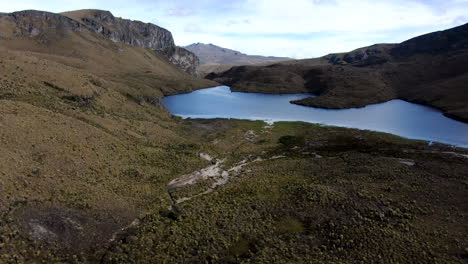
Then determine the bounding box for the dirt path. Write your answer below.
[168,153,284,204]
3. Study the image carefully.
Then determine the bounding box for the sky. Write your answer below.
[1,0,468,59]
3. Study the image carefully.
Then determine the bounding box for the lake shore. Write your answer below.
[163,86,468,148]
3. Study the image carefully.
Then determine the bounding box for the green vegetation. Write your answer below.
[208,23,468,122]
[96,121,468,264]
[1,59,467,262]
[0,10,467,264]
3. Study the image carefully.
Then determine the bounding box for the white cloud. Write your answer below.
[1,0,468,58]
[167,7,195,17]
[164,0,468,58]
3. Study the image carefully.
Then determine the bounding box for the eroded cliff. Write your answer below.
[0,9,198,74]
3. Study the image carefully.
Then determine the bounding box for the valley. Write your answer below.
[0,8,467,264]
[207,24,468,123]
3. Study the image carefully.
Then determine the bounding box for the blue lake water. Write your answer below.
[163,86,468,148]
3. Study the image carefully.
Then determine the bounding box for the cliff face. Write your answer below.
[164,46,200,76]
[0,9,198,75]
[0,10,87,38]
[62,10,175,51]
[61,10,198,75]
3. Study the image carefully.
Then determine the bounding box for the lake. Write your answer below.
[163,86,468,148]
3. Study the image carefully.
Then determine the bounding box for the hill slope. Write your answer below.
[208,24,468,122]
[0,10,214,98]
[60,9,200,75]
[185,43,291,65]
[0,9,467,264]
[185,43,291,75]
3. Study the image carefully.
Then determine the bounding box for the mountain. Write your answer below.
[185,43,291,65]
[185,43,291,75]
[60,9,200,75]
[1,9,468,264]
[0,9,213,96]
[208,23,468,122]
[0,8,219,263]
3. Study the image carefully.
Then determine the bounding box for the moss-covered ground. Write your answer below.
[0,28,467,264]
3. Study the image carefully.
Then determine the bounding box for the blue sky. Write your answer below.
[2,0,468,58]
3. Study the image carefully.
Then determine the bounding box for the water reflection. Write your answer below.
[163,86,468,147]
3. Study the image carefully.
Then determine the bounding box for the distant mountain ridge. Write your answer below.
[184,43,291,65]
[208,23,468,122]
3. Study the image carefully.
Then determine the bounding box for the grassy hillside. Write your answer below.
[208,24,468,122]
[0,10,467,264]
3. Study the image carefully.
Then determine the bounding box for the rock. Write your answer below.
[65,10,198,75]
[5,10,87,38]
[2,9,200,75]
[244,130,257,142]
[28,220,58,241]
[164,46,200,76]
[75,10,174,51]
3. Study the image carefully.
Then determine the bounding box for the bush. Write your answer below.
[278,135,304,147]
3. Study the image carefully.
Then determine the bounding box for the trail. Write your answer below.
[167,122,281,204]
[168,154,280,204]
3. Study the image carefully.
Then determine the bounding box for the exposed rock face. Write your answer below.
[62,10,198,74]
[164,46,200,76]
[1,10,87,38]
[1,9,199,75]
[68,10,175,51]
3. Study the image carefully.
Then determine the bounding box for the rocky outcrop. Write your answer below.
[65,10,175,51]
[62,10,198,75]
[1,9,199,75]
[164,46,200,76]
[1,10,88,38]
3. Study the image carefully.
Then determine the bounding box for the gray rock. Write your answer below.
[164,46,200,76]
[6,10,87,38]
[78,10,174,51]
[71,10,198,75]
[3,10,200,75]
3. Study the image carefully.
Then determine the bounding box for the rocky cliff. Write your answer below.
[163,46,200,76]
[0,9,198,74]
[62,10,198,75]
[62,10,174,51]
[0,10,87,38]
